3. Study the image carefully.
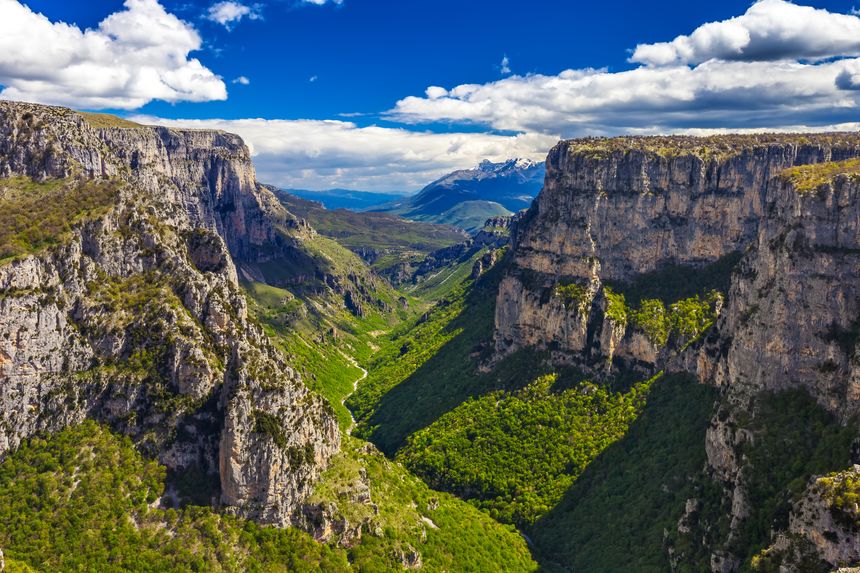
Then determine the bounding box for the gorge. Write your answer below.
[0,101,859,573]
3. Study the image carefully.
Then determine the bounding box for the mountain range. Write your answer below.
[372,158,545,232]
[286,159,545,233]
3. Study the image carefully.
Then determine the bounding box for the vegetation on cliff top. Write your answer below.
[780,158,860,192]
[0,176,121,265]
[564,133,860,162]
[816,468,860,525]
[78,112,146,129]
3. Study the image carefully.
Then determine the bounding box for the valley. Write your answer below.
[0,101,859,573]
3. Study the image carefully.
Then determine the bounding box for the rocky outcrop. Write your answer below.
[495,135,860,374]
[670,165,860,571]
[0,102,339,526]
[755,466,860,571]
[690,170,860,418]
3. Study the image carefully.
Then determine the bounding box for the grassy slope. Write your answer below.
[390,199,511,234]
[78,112,145,129]
[278,192,467,275]
[310,437,537,572]
[404,246,489,301]
[243,279,388,430]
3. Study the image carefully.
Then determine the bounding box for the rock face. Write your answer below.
[691,170,860,416]
[673,168,860,571]
[763,466,860,570]
[492,134,860,571]
[0,102,339,526]
[495,135,860,374]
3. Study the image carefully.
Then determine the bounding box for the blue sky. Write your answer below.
[3,0,860,190]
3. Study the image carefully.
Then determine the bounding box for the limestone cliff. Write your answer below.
[494,135,860,571]
[0,102,339,526]
[674,163,860,572]
[495,134,860,375]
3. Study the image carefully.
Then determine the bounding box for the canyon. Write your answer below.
[1,101,859,572]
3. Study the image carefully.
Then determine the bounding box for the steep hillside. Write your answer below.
[276,190,468,281]
[349,133,860,573]
[0,102,339,527]
[669,159,860,572]
[493,134,860,572]
[0,101,538,572]
[375,159,544,231]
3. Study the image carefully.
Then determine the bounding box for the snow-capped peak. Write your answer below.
[476,158,537,174]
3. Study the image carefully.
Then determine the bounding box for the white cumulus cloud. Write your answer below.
[389,1,860,137]
[0,0,226,109]
[630,0,860,66]
[130,115,558,191]
[206,1,262,29]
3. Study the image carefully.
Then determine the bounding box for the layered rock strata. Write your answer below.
[495,134,860,374]
[0,102,339,526]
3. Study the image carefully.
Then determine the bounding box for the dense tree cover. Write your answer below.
[630,298,670,346]
[669,390,857,572]
[397,373,658,527]
[0,422,536,572]
[309,437,537,572]
[0,176,121,264]
[607,273,726,349]
[531,374,718,573]
[0,422,351,572]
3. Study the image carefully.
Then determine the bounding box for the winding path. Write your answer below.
[339,351,368,435]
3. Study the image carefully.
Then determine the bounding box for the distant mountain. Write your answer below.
[276,190,468,283]
[372,158,545,232]
[287,188,405,211]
